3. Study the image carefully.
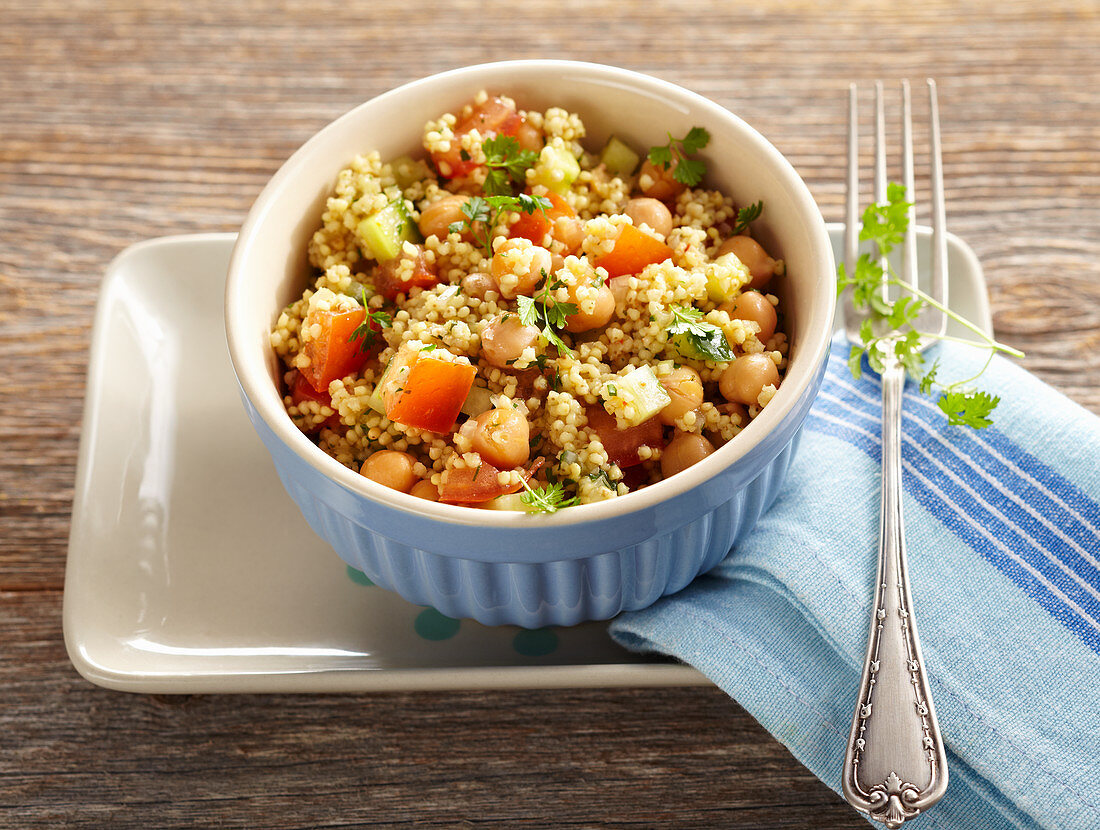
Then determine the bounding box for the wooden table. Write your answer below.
[3,1,1096,826]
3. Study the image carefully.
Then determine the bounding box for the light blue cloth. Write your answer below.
[610,336,1100,830]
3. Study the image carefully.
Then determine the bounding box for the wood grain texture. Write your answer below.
[1,0,1096,827]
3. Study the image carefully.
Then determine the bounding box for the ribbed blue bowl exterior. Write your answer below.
[240,354,823,628]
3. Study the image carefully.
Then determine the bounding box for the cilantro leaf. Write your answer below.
[847,345,865,379]
[449,191,552,257]
[673,157,707,187]
[648,127,711,187]
[859,181,911,251]
[647,144,673,168]
[515,294,538,328]
[681,126,711,154]
[347,288,392,353]
[481,134,538,196]
[838,182,1022,430]
[482,167,512,197]
[666,305,733,362]
[515,192,552,216]
[515,273,577,356]
[938,389,1000,429]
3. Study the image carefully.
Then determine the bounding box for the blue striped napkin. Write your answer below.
[610,335,1100,830]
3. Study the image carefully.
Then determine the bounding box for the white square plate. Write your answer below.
[63,226,989,693]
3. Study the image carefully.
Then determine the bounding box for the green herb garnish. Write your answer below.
[666,305,734,362]
[648,126,710,187]
[837,182,1023,428]
[481,134,539,197]
[516,271,578,355]
[588,468,615,490]
[449,193,552,256]
[731,200,763,235]
[347,288,393,353]
[519,479,578,514]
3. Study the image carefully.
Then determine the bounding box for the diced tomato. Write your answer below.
[509,191,575,247]
[378,347,477,433]
[586,404,665,469]
[431,96,524,180]
[438,458,544,505]
[594,223,674,279]
[370,247,440,300]
[287,370,341,433]
[300,306,370,393]
[620,464,651,491]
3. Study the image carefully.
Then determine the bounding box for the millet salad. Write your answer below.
[269,91,788,512]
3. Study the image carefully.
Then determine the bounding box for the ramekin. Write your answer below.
[225,60,835,627]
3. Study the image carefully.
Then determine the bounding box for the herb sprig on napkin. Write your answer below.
[837,183,1024,428]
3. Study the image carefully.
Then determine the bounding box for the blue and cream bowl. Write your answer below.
[224,61,836,628]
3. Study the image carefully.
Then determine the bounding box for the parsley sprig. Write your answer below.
[347,288,393,353]
[516,272,578,355]
[648,126,711,187]
[519,478,577,514]
[480,135,539,197]
[666,305,734,363]
[837,182,1024,428]
[449,192,552,256]
[446,135,548,255]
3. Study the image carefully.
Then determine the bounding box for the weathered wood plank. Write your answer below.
[1,0,1096,826]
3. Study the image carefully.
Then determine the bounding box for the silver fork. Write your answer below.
[840,80,950,828]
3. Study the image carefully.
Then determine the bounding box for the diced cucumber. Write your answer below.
[389,155,428,189]
[481,492,536,512]
[366,356,395,415]
[356,199,422,262]
[366,346,419,416]
[670,325,733,363]
[530,143,581,195]
[603,364,670,426]
[705,253,752,303]
[598,135,641,178]
[460,384,494,418]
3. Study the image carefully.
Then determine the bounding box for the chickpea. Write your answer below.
[608,275,632,307]
[718,401,749,428]
[481,314,540,369]
[418,194,469,241]
[638,158,686,202]
[360,450,419,493]
[490,239,552,299]
[461,271,497,300]
[719,354,780,406]
[660,433,716,479]
[564,282,616,333]
[552,214,585,254]
[410,479,440,501]
[719,291,777,341]
[718,236,778,290]
[658,366,704,427]
[471,407,531,469]
[624,197,673,238]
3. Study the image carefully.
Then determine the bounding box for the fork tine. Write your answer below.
[873,82,889,305]
[873,81,888,209]
[845,83,859,276]
[901,80,918,290]
[928,79,949,335]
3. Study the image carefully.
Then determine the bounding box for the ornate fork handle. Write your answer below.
[842,360,949,827]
